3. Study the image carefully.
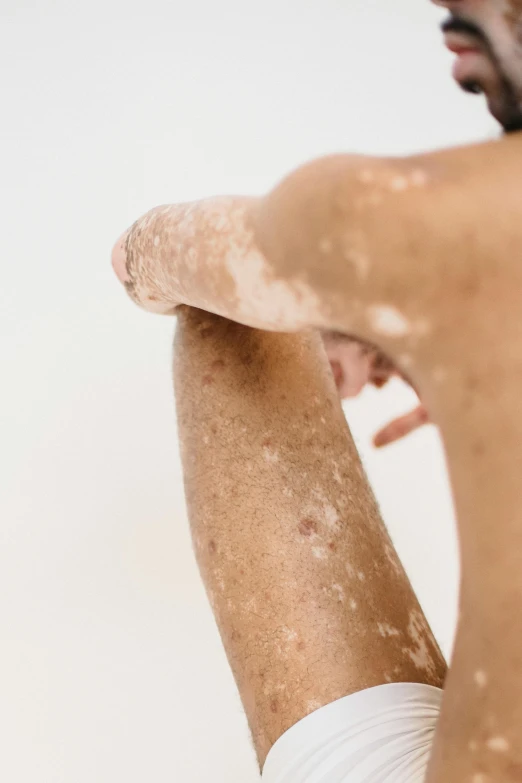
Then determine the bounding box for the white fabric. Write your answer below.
[261,682,442,783]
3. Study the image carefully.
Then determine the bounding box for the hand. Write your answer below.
[321,331,429,448]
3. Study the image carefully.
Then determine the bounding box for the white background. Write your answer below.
[1,1,498,780]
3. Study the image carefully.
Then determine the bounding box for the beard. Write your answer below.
[493,75,522,133]
[442,15,522,134]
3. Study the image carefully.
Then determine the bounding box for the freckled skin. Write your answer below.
[174,308,445,766]
[115,136,522,782]
[255,142,522,783]
[112,2,522,770]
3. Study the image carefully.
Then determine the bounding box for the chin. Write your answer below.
[485,75,522,133]
[490,99,522,132]
[500,113,522,133]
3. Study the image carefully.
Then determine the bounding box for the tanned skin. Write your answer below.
[174,307,445,767]
[112,1,522,778]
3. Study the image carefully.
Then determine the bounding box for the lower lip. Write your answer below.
[451,49,486,83]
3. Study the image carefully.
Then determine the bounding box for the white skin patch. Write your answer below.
[282,627,298,643]
[312,546,328,560]
[357,571,366,582]
[306,700,323,714]
[153,235,160,247]
[390,176,409,192]
[232,244,323,331]
[332,462,342,484]
[377,622,401,638]
[319,238,333,254]
[473,775,487,783]
[474,669,488,688]
[389,170,428,191]
[368,305,411,338]
[323,501,340,530]
[350,599,358,610]
[263,447,280,464]
[486,736,510,753]
[403,610,437,677]
[330,584,345,602]
[146,196,316,329]
[305,489,341,532]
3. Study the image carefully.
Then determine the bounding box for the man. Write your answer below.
[112,2,522,780]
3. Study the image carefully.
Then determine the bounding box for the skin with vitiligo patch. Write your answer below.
[173,307,445,766]
[114,132,522,781]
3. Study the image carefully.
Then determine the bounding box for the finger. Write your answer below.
[373,405,430,448]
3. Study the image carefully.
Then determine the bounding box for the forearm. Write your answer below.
[173,307,445,767]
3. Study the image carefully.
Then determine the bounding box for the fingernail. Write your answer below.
[111,228,131,283]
